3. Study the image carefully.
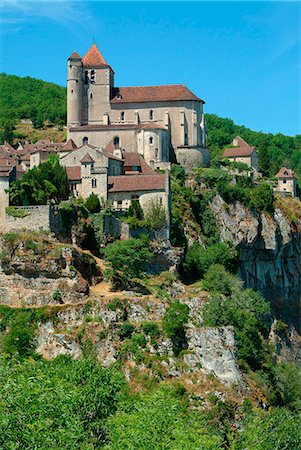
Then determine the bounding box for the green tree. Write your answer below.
[163,300,189,356]
[144,198,167,230]
[85,192,101,213]
[258,138,270,176]
[104,236,151,289]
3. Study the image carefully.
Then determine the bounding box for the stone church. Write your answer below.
[67,44,209,170]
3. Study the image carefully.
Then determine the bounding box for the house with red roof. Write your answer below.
[275,167,297,198]
[222,136,258,171]
[67,44,209,170]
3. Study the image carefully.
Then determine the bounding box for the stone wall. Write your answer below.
[0,205,50,232]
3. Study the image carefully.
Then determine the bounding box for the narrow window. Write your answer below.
[90,92,93,99]
[71,89,74,94]
[92,179,97,188]
[90,70,95,83]
[149,137,154,145]
[283,180,287,184]
[84,70,89,84]
[83,137,88,145]
[113,136,120,148]
[149,110,154,120]
[155,148,159,158]
[184,132,188,145]
[120,111,125,122]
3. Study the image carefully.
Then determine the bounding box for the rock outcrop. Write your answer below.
[210,195,301,331]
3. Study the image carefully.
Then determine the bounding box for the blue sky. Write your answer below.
[0,1,300,136]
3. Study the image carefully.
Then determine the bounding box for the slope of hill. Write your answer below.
[0,73,66,127]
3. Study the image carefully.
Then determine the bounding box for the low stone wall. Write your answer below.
[0,205,50,232]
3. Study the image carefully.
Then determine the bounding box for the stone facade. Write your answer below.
[67,45,209,169]
[275,167,297,198]
[222,136,258,171]
[0,205,50,232]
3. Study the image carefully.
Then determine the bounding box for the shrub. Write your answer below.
[270,363,301,411]
[104,236,151,289]
[144,198,167,230]
[141,321,160,338]
[181,242,237,281]
[202,284,271,370]
[248,184,275,214]
[163,300,189,356]
[118,322,136,339]
[2,311,36,357]
[126,200,144,220]
[202,264,242,295]
[5,206,28,218]
[84,193,101,214]
[52,290,62,302]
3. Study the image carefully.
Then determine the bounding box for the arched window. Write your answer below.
[149,137,154,145]
[90,70,95,83]
[120,111,125,122]
[149,110,154,120]
[90,92,93,99]
[113,136,120,148]
[83,137,88,145]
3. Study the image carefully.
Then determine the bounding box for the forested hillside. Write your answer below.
[0,73,66,128]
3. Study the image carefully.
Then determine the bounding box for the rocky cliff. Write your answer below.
[210,195,301,332]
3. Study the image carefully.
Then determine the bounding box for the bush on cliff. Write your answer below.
[84,193,101,214]
[104,236,151,289]
[181,242,238,282]
[163,300,189,356]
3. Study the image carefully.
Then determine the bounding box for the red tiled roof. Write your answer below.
[69,50,81,59]
[111,84,204,104]
[123,152,141,167]
[64,139,77,151]
[66,166,81,181]
[222,136,255,158]
[276,167,295,178]
[108,174,165,192]
[80,153,95,163]
[82,44,108,67]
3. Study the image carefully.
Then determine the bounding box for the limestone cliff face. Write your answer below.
[0,235,102,307]
[210,195,301,331]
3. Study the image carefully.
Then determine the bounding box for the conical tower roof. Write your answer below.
[69,50,81,60]
[82,44,108,67]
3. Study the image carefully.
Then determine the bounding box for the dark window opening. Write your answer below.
[92,179,97,188]
[155,148,159,158]
[84,70,89,84]
[120,112,125,122]
[83,137,88,145]
[149,137,154,145]
[114,136,120,148]
[150,110,154,120]
[91,70,95,83]
[184,132,188,145]
[90,92,93,99]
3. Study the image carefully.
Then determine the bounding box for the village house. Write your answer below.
[275,167,297,198]
[222,136,258,171]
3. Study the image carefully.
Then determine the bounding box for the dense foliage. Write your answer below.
[104,236,151,288]
[162,300,189,355]
[8,157,69,205]
[206,113,301,184]
[0,73,66,129]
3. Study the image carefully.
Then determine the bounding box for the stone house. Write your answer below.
[275,167,297,198]
[67,44,209,169]
[222,136,258,171]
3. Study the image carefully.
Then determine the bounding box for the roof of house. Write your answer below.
[63,138,78,151]
[123,152,155,175]
[66,166,81,181]
[276,167,295,178]
[69,50,81,59]
[110,84,204,104]
[80,153,95,163]
[82,44,108,67]
[108,174,165,193]
[0,165,14,177]
[222,136,256,158]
